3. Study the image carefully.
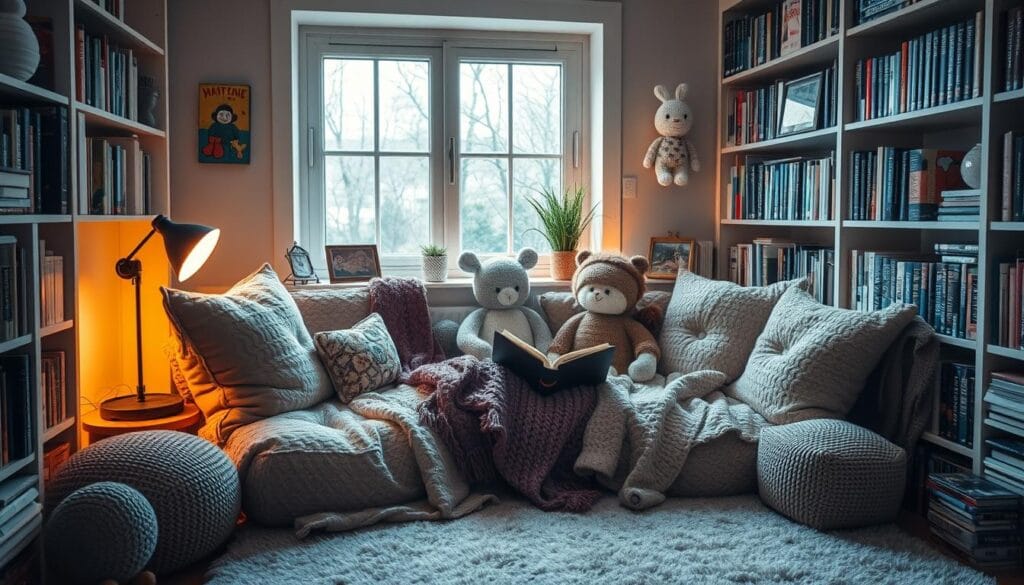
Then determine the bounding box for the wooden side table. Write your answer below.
[82,402,202,445]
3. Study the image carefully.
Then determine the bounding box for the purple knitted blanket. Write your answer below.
[369,277,446,380]
[414,356,602,512]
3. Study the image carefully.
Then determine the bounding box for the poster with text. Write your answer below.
[198,84,251,164]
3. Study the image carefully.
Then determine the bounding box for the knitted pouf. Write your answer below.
[757,419,906,530]
[45,482,157,585]
[46,430,240,575]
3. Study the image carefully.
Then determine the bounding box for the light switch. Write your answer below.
[623,176,637,199]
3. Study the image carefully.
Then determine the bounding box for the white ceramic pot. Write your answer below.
[0,0,40,82]
[422,254,448,282]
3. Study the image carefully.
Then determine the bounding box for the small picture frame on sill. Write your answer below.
[284,242,319,285]
[777,72,823,137]
[647,236,696,280]
[325,245,382,283]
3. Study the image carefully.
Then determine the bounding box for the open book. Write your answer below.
[492,330,615,395]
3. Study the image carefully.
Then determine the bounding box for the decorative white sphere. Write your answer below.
[961,143,983,190]
[0,0,40,82]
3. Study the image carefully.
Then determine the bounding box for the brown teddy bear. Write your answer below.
[547,251,661,382]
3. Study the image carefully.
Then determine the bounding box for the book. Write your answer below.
[0,476,35,509]
[929,474,1021,509]
[492,329,614,395]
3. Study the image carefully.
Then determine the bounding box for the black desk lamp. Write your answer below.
[99,215,220,421]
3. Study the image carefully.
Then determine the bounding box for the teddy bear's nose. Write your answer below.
[497,287,520,306]
[672,118,681,122]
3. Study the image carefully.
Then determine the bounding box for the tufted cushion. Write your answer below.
[758,420,906,530]
[315,313,402,403]
[658,271,803,380]
[290,287,371,336]
[729,286,917,424]
[539,290,671,334]
[161,263,334,444]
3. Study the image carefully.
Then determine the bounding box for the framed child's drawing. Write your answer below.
[198,83,251,164]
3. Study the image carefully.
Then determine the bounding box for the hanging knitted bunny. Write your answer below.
[643,83,700,187]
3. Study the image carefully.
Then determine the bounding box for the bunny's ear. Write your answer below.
[458,251,482,274]
[575,250,593,266]
[516,248,538,270]
[675,83,689,100]
[630,255,650,273]
[653,85,671,103]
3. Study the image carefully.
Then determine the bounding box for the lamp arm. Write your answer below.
[123,226,158,264]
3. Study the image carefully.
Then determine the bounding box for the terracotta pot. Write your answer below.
[550,251,577,281]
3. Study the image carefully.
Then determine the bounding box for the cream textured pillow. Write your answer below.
[658,271,803,380]
[161,263,334,444]
[290,287,370,335]
[728,286,917,424]
[314,313,401,403]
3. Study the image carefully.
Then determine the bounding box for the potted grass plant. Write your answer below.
[527,185,598,281]
[420,244,448,283]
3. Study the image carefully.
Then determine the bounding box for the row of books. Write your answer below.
[726,153,834,221]
[938,361,975,448]
[89,0,126,20]
[847,148,968,222]
[907,442,971,515]
[927,473,1021,570]
[854,13,983,122]
[39,240,65,329]
[1002,6,1024,93]
[75,26,141,122]
[984,372,1024,458]
[1000,131,1024,222]
[0,355,32,466]
[0,475,41,570]
[996,258,1024,350]
[725,62,836,147]
[853,0,922,26]
[76,123,152,216]
[849,245,979,340]
[722,0,839,78]
[40,352,67,431]
[986,438,1024,496]
[729,239,834,305]
[0,238,27,344]
[42,443,70,486]
[0,106,71,215]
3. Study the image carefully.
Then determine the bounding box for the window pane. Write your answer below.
[512,64,561,155]
[379,60,430,153]
[324,155,375,244]
[461,158,509,254]
[460,63,508,154]
[323,59,374,151]
[379,156,429,253]
[512,158,560,253]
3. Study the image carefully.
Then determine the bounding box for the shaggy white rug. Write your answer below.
[205,495,992,585]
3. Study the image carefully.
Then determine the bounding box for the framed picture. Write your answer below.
[647,236,696,280]
[198,83,251,164]
[777,72,823,137]
[325,245,382,283]
[284,242,319,285]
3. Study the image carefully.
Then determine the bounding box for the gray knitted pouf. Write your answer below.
[45,482,157,585]
[47,430,240,575]
[757,419,906,530]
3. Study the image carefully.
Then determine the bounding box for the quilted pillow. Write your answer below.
[728,286,917,424]
[314,313,401,403]
[161,263,334,445]
[658,271,803,380]
[290,287,370,336]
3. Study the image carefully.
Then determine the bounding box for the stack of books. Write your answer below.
[938,361,974,448]
[850,246,979,339]
[722,0,839,78]
[907,443,971,515]
[0,475,41,563]
[0,106,70,215]
[939,189,981,222]
[986,439,1024,495]
[725,62,836,147]
[726,153,835,221]
[854,13,983,121]
[995,257,1024,350]
[1000,131,1023,222]
[985,371,1024,438]
[927,473,1022,570]
[853,0,923,26]
[847,148,967,221]
[75,26,140,121]
[729,239,834,304]
[1002,6,1023,92]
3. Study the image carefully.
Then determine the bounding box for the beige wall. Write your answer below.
[168,0,717,289]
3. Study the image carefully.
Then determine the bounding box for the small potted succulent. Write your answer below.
[420,244,448,283]
[527,185,598,280]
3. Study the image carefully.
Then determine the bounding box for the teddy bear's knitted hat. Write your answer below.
[572,251,649,307]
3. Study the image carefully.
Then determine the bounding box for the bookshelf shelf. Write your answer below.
[76,102,165,137]
[0,74,69,105]
[0,215,73,225]
[0,456,35,486]
[43,417,77,443]
[721,219,835,227]
[844,98,984,133]
[73,0,164,55]
[74,214,155,223]
[723,35,839,87]
[721,127,837,154]
[40,320,75,338]
[936,334,977,350]
[842,220,980,230]
[988,345,1024,361]
[993,88,1024,104]
[845,0,982,39]
[990,222,1024,231]
[0,336,33,355]
[921,432,974,458]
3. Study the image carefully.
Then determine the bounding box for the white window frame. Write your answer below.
[299,27,588,276]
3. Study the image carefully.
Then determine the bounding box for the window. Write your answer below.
[300,30,586,274]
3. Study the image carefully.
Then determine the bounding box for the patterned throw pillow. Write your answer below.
[314,313,401,403]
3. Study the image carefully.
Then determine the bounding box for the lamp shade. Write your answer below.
[152,215,220,282]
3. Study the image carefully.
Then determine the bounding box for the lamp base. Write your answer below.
[100,393,184,421]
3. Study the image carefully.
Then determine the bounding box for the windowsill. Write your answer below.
[287,276,674,290]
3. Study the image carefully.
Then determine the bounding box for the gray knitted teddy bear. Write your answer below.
[457,248,552,360]
[643,83,700,186]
